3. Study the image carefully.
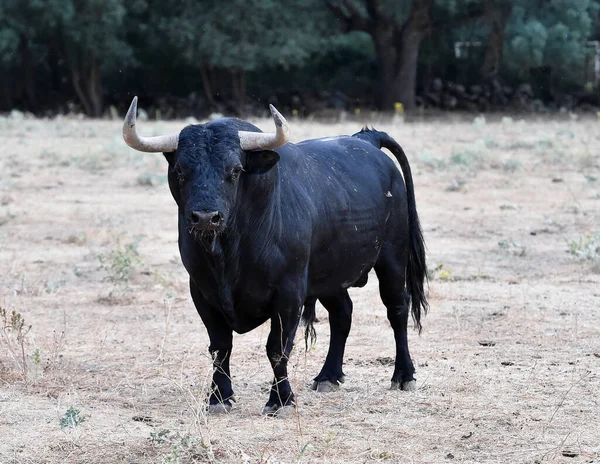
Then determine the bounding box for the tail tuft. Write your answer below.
[301,298,317,350]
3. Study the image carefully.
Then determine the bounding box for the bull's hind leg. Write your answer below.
[312,290,353,392]
[375,255,416,391]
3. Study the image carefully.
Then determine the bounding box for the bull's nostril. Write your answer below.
[210,213,222,225]
[190,212,201,224]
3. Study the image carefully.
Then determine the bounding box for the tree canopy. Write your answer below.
[0,0,598,116]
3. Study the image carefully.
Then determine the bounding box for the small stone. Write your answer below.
[478,340,496,346]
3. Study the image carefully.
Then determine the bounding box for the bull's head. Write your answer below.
[122,97,290,236]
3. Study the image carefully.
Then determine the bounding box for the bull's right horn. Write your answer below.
[238,104,290,151]
[122,96,179,153]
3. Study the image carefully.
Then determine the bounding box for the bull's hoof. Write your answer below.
[207,402,232,415]
[311,380,340,392]
[261,403,296,418]
[390,380,417,391]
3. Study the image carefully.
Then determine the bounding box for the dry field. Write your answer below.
[1,112,599,464]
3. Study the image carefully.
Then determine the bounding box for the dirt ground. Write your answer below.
[1,112,599,463]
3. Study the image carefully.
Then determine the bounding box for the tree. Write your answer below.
[480,0,513,80]
[0,0,52,110]
[149,0,333,112]
[0,0,132,116]
[503,0,600,93]
[327,0,487,110]
[327,0,433,109]
[56,0,132,116]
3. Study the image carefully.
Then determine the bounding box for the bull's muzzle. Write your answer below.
[189,210,224,231]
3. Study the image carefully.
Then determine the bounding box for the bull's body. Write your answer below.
[180,132,407,334]
[123,100,427,415]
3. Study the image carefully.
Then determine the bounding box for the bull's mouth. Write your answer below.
[188,224,225,243]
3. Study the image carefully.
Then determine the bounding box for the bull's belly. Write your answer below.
[306,204,389,296]
[307,239,382,296]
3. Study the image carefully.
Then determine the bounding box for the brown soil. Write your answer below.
[1,114,599,463]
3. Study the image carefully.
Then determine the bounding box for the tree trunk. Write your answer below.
[67,53,104,117]
[481,0,513,80]
[373,0,432,110]
[393,27,426,109]
[0,72,13,111]
[20,38,36,111]
[231,70,246,114]
[239,70,246,111]
[87,57,103,117]
[372,25,397,108]
[200,66,217,107]
[70,65,92,116]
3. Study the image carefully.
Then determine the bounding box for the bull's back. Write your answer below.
[278,137,407,296]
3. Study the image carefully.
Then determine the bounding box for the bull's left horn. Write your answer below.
[122,96,179,153]
[238,104,290,151]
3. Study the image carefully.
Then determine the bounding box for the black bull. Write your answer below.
[123,101,428,416]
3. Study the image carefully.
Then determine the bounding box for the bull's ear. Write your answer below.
[163,152,176,166]
[245,150,280,174]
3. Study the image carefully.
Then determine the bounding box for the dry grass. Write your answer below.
[1,113,599,463]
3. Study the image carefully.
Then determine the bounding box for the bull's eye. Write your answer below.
[174,164,185,186]
[228,165,243,181]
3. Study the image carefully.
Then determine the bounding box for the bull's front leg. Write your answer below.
[190,280,235,414]
[262,300,302,417]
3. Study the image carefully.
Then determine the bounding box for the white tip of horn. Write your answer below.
[269,104,284,127]
[124,96,138,129]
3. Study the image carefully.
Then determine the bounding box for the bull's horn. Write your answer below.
[122,96,179,153]
[238,104,290,150]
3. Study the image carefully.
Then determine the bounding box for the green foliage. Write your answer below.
[148,428,173,445]
[31,348,41,367]
[147,428,205,463]
[504,0,600,91]
[498,238,527,257]
[566,232,600,271]
[59,407,86,430]
[98,239,142,287]
[0,0,599,114]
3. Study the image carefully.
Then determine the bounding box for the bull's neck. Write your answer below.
[210,168,281,327]
[228,165,281,244]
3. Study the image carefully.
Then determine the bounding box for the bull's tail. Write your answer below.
[355,128,429,332]
[301,297,317,350]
